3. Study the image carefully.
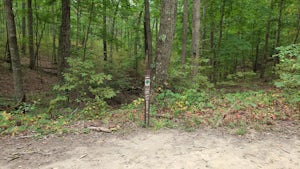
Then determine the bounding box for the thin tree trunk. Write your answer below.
[210,21,217,84]
[103,0,108,61]
[218,0,225,49]
[253,41,259,73]
[52,2,57,64]
[181,0,188,65]
[58,0,71,78]
[21,0,26,56]
[260,0,273,79]
[294,10,300,44]
[155,0,177,86]
[75,0,80,50]
[34,23,46,68]
[276,0,284,48]
[83,0,94,61]
[4,0,25,102]
[34,0,39,68]
[27,0,35,69]
[191,0,201,77]
[109,0,120,63]
[144,0,153,65]
[135,11,143,76]
[202,4,207,56]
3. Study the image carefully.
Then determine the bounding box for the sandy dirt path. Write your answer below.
[1,127,299,169]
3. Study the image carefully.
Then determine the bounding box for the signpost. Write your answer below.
[144,52,151,127]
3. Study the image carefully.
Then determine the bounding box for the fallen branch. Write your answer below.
[87,126,112,133]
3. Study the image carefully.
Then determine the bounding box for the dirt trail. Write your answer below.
[0,127,299,169]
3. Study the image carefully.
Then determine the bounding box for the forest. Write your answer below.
[0,0,299,136]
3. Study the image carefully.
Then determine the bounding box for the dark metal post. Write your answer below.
[144,51,151,127]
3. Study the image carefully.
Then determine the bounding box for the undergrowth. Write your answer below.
[1,86,299,136]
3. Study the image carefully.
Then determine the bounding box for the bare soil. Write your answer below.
[0,122,299,169]
[0,58,58,99]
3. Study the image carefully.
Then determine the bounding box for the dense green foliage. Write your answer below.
[274,44,300,89]
[50,57,115,117]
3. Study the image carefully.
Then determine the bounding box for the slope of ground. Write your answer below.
[0,125,299,169]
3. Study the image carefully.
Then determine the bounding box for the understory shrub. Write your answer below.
[50,57,115,117]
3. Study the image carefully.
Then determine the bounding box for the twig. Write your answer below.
[79,154,87,159]
[278,145,290,154]
[8,155,20,162]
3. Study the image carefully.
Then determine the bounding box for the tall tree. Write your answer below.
[109,0,120,63]
[191,0,201,77]
[181,0,188,65]
[27,0,35,69]
[103,0,108,61]
[4,0,25,102]
[83,0,94,60]
[52,1,57,64]
[21,0,26,56]
[155,0,178,86]
[58,0,70,77]
[260,0,274,79]
[276,0,284,48]
[144,0,152,65]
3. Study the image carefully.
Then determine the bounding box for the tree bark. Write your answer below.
[276,0,284,48]
[109,0,120,63]
[260,0,273,79]
[294,9,300,44]
[144,0,153,65]
[83,0,94,61]
[75,0,81,50]
[27,0,35,69]
[21,0,26,56]
[135,11,142,75]
[191,0,201,77]
[58,0,71,78]
[4,0,25,102]
[155,0,177,86]
[52,2,57,64]
[218,0,225,49]
[103,0,108,61]
[181,0,188,65]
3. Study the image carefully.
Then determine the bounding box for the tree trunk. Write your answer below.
[21,0,26,56]
[260,0,273,79]
[52,2,57,64]
[294,10,300,44]
[202,4,207,57]
[58,0,71,78]
[103,0,108,61]
[218,0,225,49]
[109,0,120,63]
[276,0,284,48]
[155,0,177,86]
[210,21,217,84]
[144,0,153,65]
[181,0,188,65]
[253,38,260,73]
[27,0,35,69]
[83,0,94,61]
[75,0,80,50]
[191,0,201,77]
[4,0,25,102]
[135,11,142,75]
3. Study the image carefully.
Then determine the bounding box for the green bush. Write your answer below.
[274,44,300,89]
[168,58,213,92]
[51,57,115,115]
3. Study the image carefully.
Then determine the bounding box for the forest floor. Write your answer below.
[0,123,299,169]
